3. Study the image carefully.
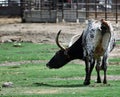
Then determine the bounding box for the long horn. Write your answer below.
[56,30,66,50]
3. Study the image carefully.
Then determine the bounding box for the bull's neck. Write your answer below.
[67,34,84,60]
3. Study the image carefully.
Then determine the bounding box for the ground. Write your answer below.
[0,18,120,90]
[0,18,120,64]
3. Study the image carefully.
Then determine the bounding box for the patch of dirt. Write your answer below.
[49,75,120,81]
[0,60,48,66]
[25,89,59,94]
[0,22,85,44]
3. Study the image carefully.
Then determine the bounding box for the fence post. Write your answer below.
[86,0,89,19]
[76,0,79,23]
[62,0,65,23]
[105,0,107,21]
[115,0,118,23]
[56,0,59,23]
[20,0,25,22]
[95,0,97,19]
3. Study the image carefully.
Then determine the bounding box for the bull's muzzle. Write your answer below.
[46,63,52,69]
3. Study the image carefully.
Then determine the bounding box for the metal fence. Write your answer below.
[22,0,120,23]
[0,0,119,23]
[0,0,21,16]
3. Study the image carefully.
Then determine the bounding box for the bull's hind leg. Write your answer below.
[96,58,102,83]
[101,55,108,84]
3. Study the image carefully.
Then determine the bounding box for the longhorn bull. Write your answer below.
[46,19,115,85]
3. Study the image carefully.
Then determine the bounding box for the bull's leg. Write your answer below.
[101,55,108,84]
[84,60,95,85]
[103,66,107,84]
[89,59,95,76]
[83,57,92,85]
[84,59,90,85]
[87,59,95,84]
[96,58,101,83]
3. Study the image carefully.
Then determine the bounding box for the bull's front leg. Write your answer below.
[96,58,102,83]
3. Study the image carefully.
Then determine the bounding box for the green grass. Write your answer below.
[116,41,120,44]
[0,43,57,63]
[0,43,120,97]
[0,42,119,63]
[109,58,120,62]
[0,63,120,97]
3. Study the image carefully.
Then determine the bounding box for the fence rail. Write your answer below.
[22,0,120,23]
[0,0,119,23]
[0,0,21,16]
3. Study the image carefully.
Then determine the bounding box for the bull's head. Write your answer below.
[46,30,71,69]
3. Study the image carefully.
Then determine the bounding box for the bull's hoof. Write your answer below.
[96,78,101,83]
[83,81,90,85]
[103,80,107,84]
[96,80,101,83]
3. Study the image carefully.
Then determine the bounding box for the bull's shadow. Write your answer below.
[33,82,85,88]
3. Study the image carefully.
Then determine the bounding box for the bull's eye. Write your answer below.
[64,50,70,58]
[64,51,68,56]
